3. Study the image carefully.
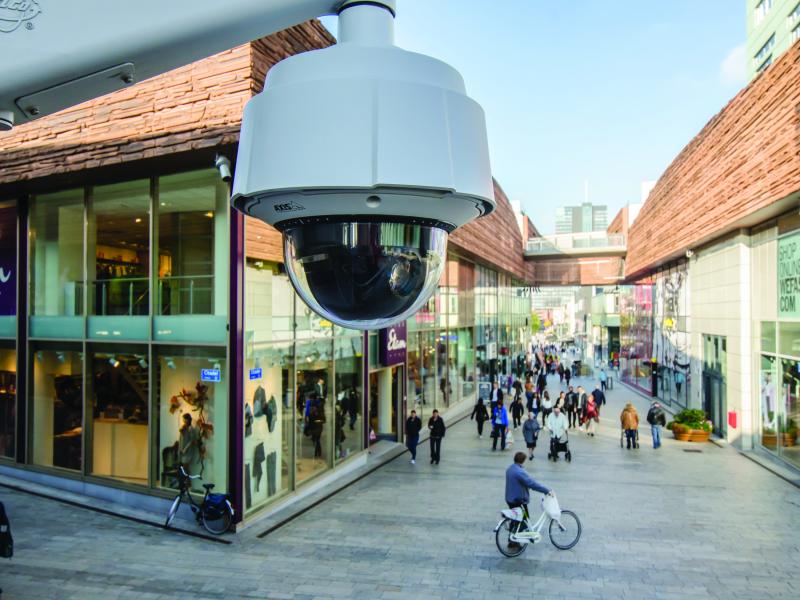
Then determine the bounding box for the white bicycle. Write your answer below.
[494,496,581,557]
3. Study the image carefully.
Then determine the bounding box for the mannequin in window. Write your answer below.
[179,413,201,479]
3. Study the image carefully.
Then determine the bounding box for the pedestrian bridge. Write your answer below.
[525,232,627,286]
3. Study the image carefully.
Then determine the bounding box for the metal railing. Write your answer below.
[526,232,626,254]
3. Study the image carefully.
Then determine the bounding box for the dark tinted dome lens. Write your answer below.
[284,222,447,330]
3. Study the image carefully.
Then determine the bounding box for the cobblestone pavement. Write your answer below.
[1,373,798,599]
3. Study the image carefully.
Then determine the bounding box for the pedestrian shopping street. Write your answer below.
[0,373,797,600]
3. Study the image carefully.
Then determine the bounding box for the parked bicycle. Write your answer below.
[494,495,581,557]
[164,465,233,535]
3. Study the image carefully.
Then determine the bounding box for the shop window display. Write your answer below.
[243,341,293,513]
[157,171,229,317]
[31,343,83,471]
[0,344,15,459]
[334,336,363,463]
[295,341,333,483]
[760,355,779,448]
[156,347,227,492]
[779,358,800,466]
[88,347,149,485]
[29,190,85,329]
[89,180,150,316]
[0,202,17,338]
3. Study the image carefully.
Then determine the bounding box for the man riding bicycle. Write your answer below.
[505,452,553,547]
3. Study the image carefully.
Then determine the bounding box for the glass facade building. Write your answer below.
[0,167,534,523]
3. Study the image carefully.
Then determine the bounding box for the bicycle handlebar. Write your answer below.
[178,465,201,480]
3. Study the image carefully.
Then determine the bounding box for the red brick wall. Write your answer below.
[626,42,800,278]
[450,180,530,281]
[0,21,334,186]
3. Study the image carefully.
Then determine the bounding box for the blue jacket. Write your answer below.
[493,406,509,427]
[505,463,551,505]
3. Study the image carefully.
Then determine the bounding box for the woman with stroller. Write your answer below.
[522,412,541,460]
[546,406,569,461]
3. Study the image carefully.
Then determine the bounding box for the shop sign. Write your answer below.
[201,368,221,382]
[248,367,262,380]
[379,321,407,365]
[778,231,800,318]
[0,204,16,316]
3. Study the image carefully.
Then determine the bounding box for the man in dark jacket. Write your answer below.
[593,384,606,415]
[489,381,503,412]
[564,386,579,429]
[428,410,446,464]
[405,410,422,464]
[646,401,667,449]
[536,370,547,394]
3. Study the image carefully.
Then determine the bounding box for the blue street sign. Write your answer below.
[249,367,262,380]
[201,368,221,382]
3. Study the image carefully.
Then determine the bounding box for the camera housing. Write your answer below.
[231,2,494,329]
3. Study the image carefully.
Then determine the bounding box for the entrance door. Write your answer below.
[369,366,401,442]
[702,371,726,438]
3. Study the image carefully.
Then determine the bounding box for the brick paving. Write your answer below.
[1,373,798,599]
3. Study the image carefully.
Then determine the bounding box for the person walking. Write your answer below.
[564,386,579,429]
[427,409,446,464]
[584,392,599,437]
[522,412,541,460]
[620,402,639,449]
[592,384,606,416]
[405,410,422,464]
[536,369,547,395]
[504,452,553,549]
[524,377,535,411]
[599,368,608,391]
[489,381,503,413]
[471,398,490,438]
[540,391,553,426]
[674,370,685,396]
[511,395,525,429]
[492,398,509,451]
[555,391,566,410]
[647,401,667,449]
[557,362,564,383]
[564,364,571,387]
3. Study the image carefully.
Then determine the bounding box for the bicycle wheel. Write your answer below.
[495,518,528,557]
[549,509,581,550]
[201,504,232,535]
[165,495,181,528]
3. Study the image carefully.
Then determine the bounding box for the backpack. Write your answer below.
[647,408,656,425]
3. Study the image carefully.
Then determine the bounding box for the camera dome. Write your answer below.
[284,221,448,330]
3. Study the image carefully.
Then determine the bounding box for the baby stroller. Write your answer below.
[620,428,639,449]
[548,432,571,462]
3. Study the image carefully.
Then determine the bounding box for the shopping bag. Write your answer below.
[541,493,561,520]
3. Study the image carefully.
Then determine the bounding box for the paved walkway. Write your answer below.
[1,374,798,599]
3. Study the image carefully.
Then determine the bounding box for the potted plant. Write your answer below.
[667,409,712,442]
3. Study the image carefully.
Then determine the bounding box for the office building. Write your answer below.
[746,0,800,79]
[555,202,608,234]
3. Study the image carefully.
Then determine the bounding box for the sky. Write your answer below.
[322,0,747,234]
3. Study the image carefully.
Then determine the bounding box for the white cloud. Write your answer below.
[719,43,746,86]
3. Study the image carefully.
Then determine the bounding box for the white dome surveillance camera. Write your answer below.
[231,1,494,330]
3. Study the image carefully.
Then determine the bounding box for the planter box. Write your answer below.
[672,429,708,443]
[762,433,796,448]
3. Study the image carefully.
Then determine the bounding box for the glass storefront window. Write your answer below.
[156,346,227,492]
[87,346,149,485]
[245,259,295,343]
[244,341,293,513]
[31,343,83,471]
[334,336,363,462]
[0,201,17,338]
[89,181,150,316]
[761,321,776,353]
[0,343,16,458]
[157,171,229,317]
[29,190,85,338]
[295,340,333,483]
[778,322,800,357]
[760,354,779,449]
[779,358,800,466]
